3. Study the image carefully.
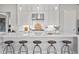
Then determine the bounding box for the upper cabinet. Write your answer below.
[18,4,59,25]
[59,5,77,34]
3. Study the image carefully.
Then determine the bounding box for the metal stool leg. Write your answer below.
[3,45,12,54]
[6,46,9,54]
[33,45,37,54]
[18,45,22,54]
[61,45,65,54]
[10,45,15,54]
[68,45,73,54]
[47,45,57,54]
[47,45,51,54]
[24,45,28,54]
[53,45,57,54]
[3,45,8,54]
[18,45,28,54]
[38,45,42,54]
[61,45,71,54]
[64,45,70,54]
[33,45,42,54]
[3,45,14,54]
[67,45,71,54]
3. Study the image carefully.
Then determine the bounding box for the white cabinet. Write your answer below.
[63,10,76,34]
[60,5,77,34]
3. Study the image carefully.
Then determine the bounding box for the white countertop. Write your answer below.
[0,32,78,38]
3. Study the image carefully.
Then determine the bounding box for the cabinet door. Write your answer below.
[63,10,76,34]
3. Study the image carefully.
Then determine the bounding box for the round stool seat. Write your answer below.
[3,40,15,54]
[19,40,28,44]
[62,40,71,44]
[33,40,41,44]
[48,40,56,44]
[4,41,14,44]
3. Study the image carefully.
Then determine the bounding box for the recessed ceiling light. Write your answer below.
[37,6,40,10]
[54,6,58,10]
[19,5,22,11]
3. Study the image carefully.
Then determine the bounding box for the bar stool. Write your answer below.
[33,40,42,54]
[18,40,28,54]
[61,40,72,54]
[47,40,57,54]
[3,40,15,54]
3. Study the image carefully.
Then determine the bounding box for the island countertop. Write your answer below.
[0,32,78,38]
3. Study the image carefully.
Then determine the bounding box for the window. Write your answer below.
[0,18,6,32]
[32,13,44,31]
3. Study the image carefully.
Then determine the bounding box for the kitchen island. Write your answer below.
[0,32,78,54]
